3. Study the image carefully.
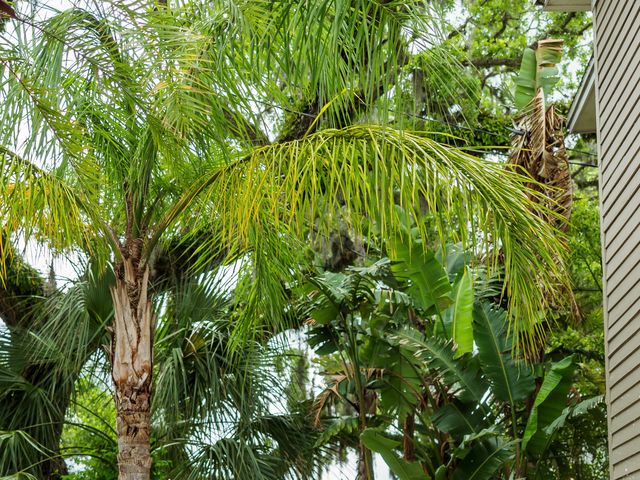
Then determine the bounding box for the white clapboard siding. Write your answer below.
[595,0,640,477]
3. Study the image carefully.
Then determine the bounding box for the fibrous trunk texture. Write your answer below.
[357,443,374,480]
[110,258,153,480]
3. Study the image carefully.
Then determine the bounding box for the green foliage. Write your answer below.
[544,395,604,442]
[449,270,474,357]
[306,237,597,479]
[314,417,360,448]
[397,331,485,406]
[442,0,591,111]
[523,356,576,456]
[0,430,49,477]
[514,39,564,110]
[473,303,535,405]
[360,429,426,480]
[514,48,538,109]
[0,1,604,479]
[451,438,514,480]
[60,380,117,479]
[389,237,453,314]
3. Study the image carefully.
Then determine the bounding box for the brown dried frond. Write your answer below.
[509,91,572,231]
[508,89,579,330]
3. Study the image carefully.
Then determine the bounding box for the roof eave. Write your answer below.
[536,0,591,11]
[567,58,597,134]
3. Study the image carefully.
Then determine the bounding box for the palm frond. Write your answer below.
[0,147,100,260]
[510,94,572,231]
[171,125,569,346]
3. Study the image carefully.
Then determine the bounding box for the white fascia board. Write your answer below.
[536,0,591,11]
[567,59,597,134]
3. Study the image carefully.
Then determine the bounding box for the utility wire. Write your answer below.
[252,101,601,167]
[463,148,596,168]
[398,111,599,159]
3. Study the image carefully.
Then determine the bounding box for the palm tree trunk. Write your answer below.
[110,258,154,480]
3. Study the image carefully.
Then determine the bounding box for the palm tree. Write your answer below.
[0,243,76,478]
[0,257,113,478]
[0,1,569,478]
[0,254,322,479]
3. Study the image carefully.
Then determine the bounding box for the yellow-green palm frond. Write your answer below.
[161,125,569,349]
[0,147,110,274]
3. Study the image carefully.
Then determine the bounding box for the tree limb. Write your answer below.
[465,57,521,69]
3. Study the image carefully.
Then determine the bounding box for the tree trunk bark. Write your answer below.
[403,411,415,462]
[356,389,376,480]
[110,258,154,480]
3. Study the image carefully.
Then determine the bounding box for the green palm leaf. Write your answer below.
[176,125,569,345]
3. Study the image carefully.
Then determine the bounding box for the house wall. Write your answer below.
[594,0,640,477]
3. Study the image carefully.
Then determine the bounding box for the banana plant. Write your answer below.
[510,39,573,233]
[514,39,563,111]
[395,303,602,479]
[303,235,477,479]
[305,232,601,479]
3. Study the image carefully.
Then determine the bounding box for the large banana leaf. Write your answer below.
[514,39,564,110]
[514,48,537,110]
[536,39,563,98]
[436,243,470,281]
[378,347,422,421]
[360,429,427,480]
[536,39,564,65]
[452,437,514,480]
[522,355,576,456]
[472,303,535,406]
[448,269,474,357]
[432,401,490,439]
[388,236,452,314]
